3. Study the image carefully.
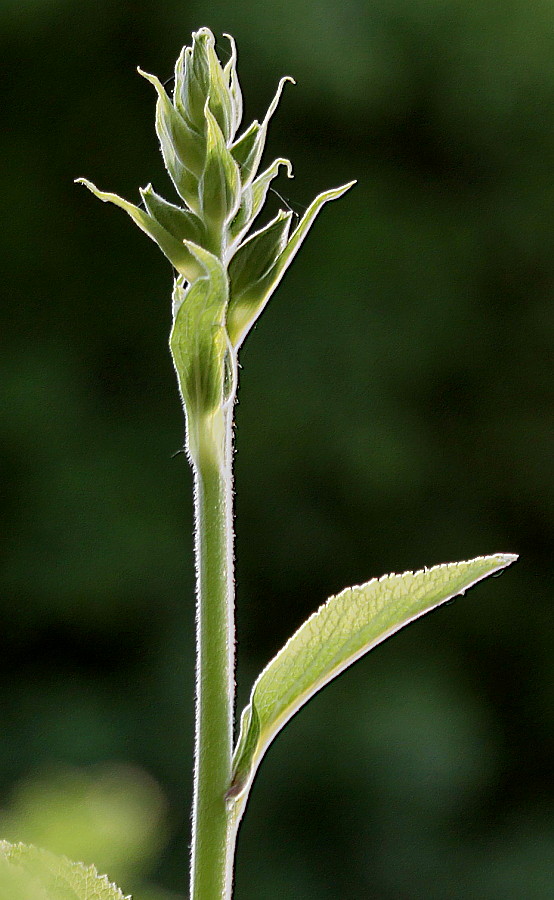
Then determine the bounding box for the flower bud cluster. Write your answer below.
[77,28,354,427]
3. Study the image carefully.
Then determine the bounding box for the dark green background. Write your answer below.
[2,0,553,897]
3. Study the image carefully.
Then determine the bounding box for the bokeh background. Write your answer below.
[2,0,553,897]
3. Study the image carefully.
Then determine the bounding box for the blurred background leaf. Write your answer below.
[1,0,552,897]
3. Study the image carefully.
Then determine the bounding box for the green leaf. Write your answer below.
[169,243,231,419]
[75,179,203,281]
[0,842,129,900]
[228,554,518,800]
[227,180,355,348]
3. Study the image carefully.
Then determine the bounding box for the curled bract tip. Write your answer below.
[223,32,237,57]
[137,67,158,87]
[194,26,214,39]
[75,176,102,196]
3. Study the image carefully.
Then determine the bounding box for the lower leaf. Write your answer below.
[228,553,517,800]
[0,841,129,900]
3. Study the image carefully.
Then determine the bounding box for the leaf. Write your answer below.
[227,180,355,348]
[0,842,129,900]
[75,179,203,281]
[228,554,518,800]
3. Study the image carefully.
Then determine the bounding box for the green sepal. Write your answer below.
[176,32,211,134]
[138,69,201,211]
[75,178,203,280]
[227,180,356,347]
[223,33,243,140]
[229,158,293,244]
[175,28,233,142]
[200,104,241,238]
[140,184,205,245]
[228,554,518,802]
[174,45,197,129]
[202,31,235,142]
[229,210,292,301]
[170,242,231,419]
[138,68,205,177]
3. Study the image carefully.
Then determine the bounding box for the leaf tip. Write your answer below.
[336,179,357,197]
[495,552,519,568]
[502,552,519,563]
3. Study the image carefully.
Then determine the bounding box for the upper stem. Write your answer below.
[190,403,236,900]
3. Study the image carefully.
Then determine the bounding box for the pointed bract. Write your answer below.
[229,210,292,303]
[75,178,203,280]
[139,68,205,177]
[175,28,234,141]
[230,120,261,183]
[170,243,231,419]
[228,158,293,246]
[200,104,241,241]
[140,184,205,245]
[223,33,243,140]
[203,32,235,142]
[180,31,212,133]
[227,180,356,347]
[231,77,294,189]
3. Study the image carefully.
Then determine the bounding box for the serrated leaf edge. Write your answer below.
[229,553,518,800]
[0,841,131,900]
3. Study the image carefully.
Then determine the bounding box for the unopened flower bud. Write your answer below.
[76,27,354,443]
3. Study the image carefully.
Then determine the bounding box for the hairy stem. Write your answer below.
[190,404,236,900]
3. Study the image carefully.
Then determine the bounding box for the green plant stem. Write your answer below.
[190,404,236,900]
